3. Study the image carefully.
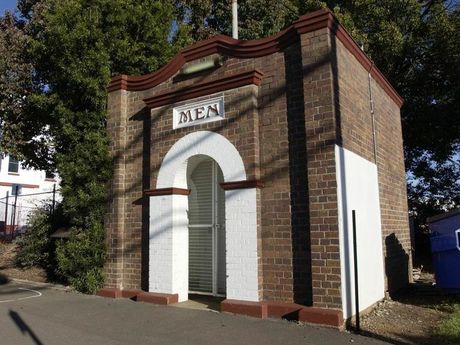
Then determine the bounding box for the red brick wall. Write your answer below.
[333,36,412,293]
[300,29,342,309]
[105,89,128,288]
[373,77,412,293]
[104,17,410,308]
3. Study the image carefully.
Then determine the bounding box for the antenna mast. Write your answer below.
[232,0,238,39]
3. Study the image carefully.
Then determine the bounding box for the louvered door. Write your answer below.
[188,159,226,296]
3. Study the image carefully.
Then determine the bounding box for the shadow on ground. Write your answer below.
[9,310,44,345]
[0,273,9,285]
[393,276,460,312]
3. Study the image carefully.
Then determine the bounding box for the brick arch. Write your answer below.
[156,130,246,189]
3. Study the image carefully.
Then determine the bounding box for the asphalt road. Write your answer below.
[0,280,391,345]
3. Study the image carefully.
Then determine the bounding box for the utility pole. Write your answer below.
[232,0,238,39]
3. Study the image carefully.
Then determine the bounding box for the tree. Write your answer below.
[0,11,51,167]
[1,0,186,292]
[174,0,304,40]
[402,3,460,224]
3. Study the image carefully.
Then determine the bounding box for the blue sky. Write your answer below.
[0,0,17,15]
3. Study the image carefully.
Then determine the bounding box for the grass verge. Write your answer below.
[437,304,460,344]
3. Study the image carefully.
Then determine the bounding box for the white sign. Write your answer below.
[173,97,225,129]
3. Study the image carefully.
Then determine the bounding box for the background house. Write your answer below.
[0,154,59,238]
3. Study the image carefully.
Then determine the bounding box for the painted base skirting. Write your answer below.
[96,288,122,298]
[97,288,178,305]
[220,299,267,318]
[221,299,344,328]
[97,290,343,328]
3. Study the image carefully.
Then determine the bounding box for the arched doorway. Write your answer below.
[187,156,226,296]
[149,131,260,303]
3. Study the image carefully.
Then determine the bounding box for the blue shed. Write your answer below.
[428,208,460,292]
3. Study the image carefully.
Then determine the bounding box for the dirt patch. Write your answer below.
[361,299,447,344]
[360,273,459,345]
[0,242,47,283]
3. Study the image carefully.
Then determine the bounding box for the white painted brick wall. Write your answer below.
[149,195,174,294]
[149,194,189,302]
[335,145,385,318]
[225,188,259,301]
[171,195,189,302]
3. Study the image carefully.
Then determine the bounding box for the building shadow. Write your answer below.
[142,108,151,292]
[127,107,152,291]
[284,40,312,306]
[385,233,410,296]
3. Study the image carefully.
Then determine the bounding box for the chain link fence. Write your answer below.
[0,185,59,241]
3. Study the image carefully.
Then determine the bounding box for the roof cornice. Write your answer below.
[143,69,263,109]
[108,9,403,107]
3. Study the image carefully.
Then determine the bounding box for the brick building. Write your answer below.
[99,9,411,327]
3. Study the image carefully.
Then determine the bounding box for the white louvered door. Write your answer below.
[188,159,226,296]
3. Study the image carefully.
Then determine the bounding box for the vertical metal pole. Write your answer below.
[11,186,18,239]
[4,191,9,235]
[352,210,360,332]
[52,184,56,216]
[232,0,238,39]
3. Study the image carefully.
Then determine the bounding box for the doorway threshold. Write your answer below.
[172,294,224,312]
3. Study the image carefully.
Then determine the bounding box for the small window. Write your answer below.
[45,171,55,180]
[11,184,22,195]
[8,157,19,173]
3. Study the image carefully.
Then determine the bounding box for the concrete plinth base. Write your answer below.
[220,299,344,328]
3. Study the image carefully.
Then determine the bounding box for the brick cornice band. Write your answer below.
[143,69,264,109]
[108,9,402,107]
[144,187,191,196]
[220,180,264,190]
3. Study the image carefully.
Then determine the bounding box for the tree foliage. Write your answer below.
[0,11,50,165]
[15,205,54,268]
[174,0,303,40]
[1,0,185,292]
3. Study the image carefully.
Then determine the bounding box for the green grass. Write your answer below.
[437,304,460,344]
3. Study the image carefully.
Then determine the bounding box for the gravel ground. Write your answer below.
[361,273,458,345]
[361,299,448,344]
